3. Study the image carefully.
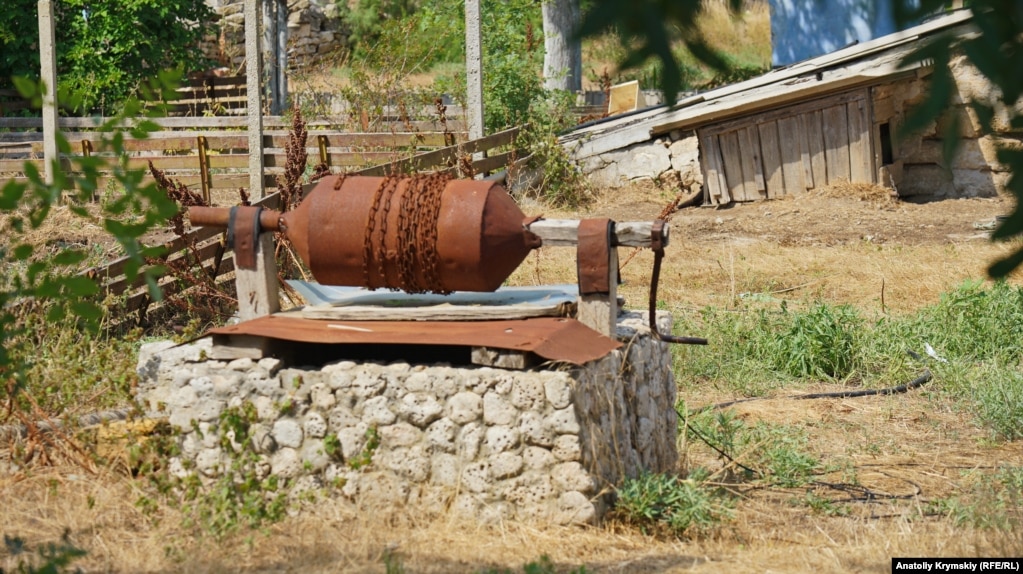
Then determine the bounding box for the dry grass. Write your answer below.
[3,183,1022,572]
[2,445,1020,573]
[0,206,108,253]
[698,0,772,65]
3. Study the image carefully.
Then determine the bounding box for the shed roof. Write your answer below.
[562,9,974,160]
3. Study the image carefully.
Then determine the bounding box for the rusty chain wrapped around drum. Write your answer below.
[187,175,535,293]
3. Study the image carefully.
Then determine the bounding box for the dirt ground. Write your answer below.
[2,182,1022,573]
[591,180,1009,244]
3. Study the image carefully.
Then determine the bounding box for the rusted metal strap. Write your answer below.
[522,214,544,249]
[651,219,666,252]
[228,205,264,270]
[577,218,614,294]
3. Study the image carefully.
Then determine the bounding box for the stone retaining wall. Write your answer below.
[135,311,679,524]
[580,130,704,194]
[202,0,345,69]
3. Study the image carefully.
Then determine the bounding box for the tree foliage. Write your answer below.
[1,75,179,418]
[0,0,215,114]
[336,0,417,58]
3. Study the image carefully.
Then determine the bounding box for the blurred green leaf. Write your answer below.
[12,244,33,261]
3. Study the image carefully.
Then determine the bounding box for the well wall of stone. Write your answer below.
[135,312,678,524]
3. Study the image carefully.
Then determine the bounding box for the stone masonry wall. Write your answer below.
[890,55,1017,199]
[579,130,703,194]
[201,0,345,70]
[135,312,678,525]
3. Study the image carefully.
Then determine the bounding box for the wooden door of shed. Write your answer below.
[699,89,874,204]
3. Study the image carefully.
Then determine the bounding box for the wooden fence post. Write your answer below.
[197,135,211,204]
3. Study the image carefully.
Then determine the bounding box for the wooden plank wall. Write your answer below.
[699,89,875,204]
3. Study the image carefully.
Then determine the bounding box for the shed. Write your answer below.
[563,9,1002,203]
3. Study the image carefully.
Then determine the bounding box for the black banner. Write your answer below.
[893,558,1022,572]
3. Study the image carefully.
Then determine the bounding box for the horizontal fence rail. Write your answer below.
[0,115,474,203]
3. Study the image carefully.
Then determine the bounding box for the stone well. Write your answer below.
[135,311,678,524]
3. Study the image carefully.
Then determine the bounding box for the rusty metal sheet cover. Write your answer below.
[209,316,621,365]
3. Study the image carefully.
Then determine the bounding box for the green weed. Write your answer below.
[673,281,1023,440]
[925,466,1023,530]
[799,491,851,517]
[611,470,733,537]
[774,303,862,380]
[135,403,290,541]
[347,426,380,470]
[687,410,822,488]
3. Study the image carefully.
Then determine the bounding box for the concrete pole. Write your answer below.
[464,0,485,142]
[37,0,58,185]
[245,0,265,197]
[276,0,288,113]
[263,0,278,114]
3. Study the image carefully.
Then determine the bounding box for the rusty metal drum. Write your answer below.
[271,174,533,293]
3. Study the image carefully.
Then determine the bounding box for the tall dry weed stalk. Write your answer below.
[277,105,309,212]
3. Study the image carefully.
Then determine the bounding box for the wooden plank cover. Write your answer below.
[699,133,730,204]
[777,116,804,193]
[798,115,814,190]
[806,109,828,188]
[719,131,750,202]
[758,121,784,198]
[741,126,767,198]
[847,99,874,183]
[823,104,851,183]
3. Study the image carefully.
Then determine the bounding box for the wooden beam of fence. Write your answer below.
[357,126,521,176]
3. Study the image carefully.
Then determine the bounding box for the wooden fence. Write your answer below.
[0,115,469,203]
[79,125,525,321]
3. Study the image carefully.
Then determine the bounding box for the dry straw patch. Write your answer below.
[3,181,1022,572]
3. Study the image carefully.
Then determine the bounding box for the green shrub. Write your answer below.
[612,470,733,537]
[774,303,862,380]
[925,466,1023,530]
[0,75,179,422]
[672,280,1023,441]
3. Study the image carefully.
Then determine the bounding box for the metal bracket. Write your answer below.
[228,205,264,270]
[521,215,544,250]
[577,218,615,294]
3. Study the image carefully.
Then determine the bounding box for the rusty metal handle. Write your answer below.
[649,220,708,346]
[188,206,282,231]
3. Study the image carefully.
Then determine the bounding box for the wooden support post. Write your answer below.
[528,220,669,248]
[197,135,211,204]
[318,134,330,167]
[81,140,92,157]
[236,233,280,321]
[577,247,618,338]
